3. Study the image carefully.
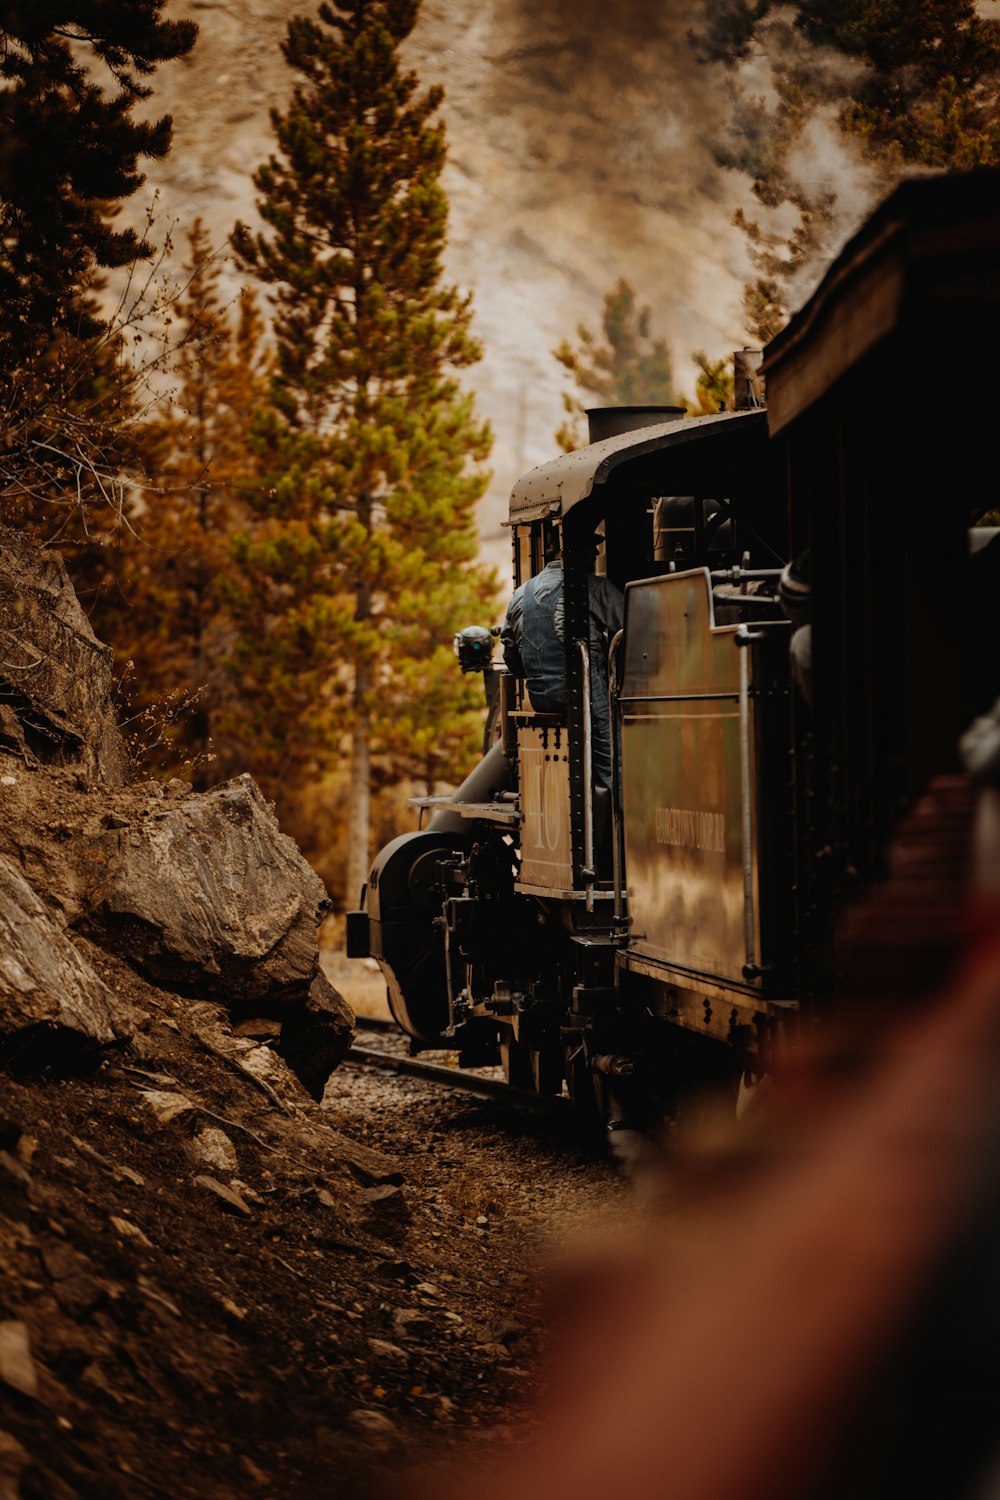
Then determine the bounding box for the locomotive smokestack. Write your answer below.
[586,405,687,443]
[734,349,764,409]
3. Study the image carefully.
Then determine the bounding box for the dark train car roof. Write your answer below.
[763,168,1000,435]
[507,409,767,524]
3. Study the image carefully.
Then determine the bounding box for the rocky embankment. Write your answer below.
[0,529,620,1497]
[0,526,352,1093]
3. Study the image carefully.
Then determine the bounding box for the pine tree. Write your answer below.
[697,0,1000,161]
[0,4,198,536]
[684,352,736,416]
[0,3,198,367]
[96,221,270,776]
[232,0,495,908]
[553,279,677,450]
[799,0,1000,167]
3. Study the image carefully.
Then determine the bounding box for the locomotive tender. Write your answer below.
[348,171,1000,1125]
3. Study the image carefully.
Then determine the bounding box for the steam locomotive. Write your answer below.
[347,170,1000,1127]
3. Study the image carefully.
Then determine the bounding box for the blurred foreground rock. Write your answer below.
[0,528,353,1092]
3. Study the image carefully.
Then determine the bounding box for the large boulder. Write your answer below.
[0,530,354,1095]
[275,971,356,1101]
[0,764,355,1092]
[0,854,130,1057]
[85,774,336,1011]
[0,527,126,785]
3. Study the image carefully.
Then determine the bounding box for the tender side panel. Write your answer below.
[621,570,757,986]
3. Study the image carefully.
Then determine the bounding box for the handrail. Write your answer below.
[608,629,625,924]
[578,640,595,913]
[736,624,764,971]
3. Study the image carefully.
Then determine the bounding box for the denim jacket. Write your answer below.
[501,561,624,785]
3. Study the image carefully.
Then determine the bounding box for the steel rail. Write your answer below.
[344,1040,570,1114]
[354,1014,397,1034]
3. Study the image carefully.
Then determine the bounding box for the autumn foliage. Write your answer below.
[231,0,496,903]
[0,2,497,906]
[553,279,678,450]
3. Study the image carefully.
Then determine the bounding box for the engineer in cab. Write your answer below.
[500,529,623,789]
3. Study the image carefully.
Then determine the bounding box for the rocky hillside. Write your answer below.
[0,530,615,1496]
[0,527,352,1096]
[0,529,365,1491]
[138,0,756,569]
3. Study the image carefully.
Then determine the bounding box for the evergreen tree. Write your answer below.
[553,279,677,450]
[233,0,495,908]
[794,0,1000,166]
[0,3,198,367]
[696,0,1000,167]
[684,352,736,416]
[96,221,270,776]
[0,4,197,536]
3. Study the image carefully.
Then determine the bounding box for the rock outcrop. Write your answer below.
[0,855,128,1058]
[0,526,126,785]
[0,529,353,1094]
[88,774,330,1007]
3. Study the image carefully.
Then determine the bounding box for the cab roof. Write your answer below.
[507,409,767,525]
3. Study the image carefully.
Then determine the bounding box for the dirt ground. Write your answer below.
[321,950,393,1022]
[0,944,625,1499]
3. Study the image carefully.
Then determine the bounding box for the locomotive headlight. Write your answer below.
[454,625,494,673]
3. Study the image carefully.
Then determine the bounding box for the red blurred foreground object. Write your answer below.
[411,929,1000,1500]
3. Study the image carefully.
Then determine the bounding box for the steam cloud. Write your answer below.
[481,0,751,357]
[136,0,888,556]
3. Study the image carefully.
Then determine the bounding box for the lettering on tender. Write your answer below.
[654,806,726,854]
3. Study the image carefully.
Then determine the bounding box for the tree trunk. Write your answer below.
[346,493,373,911]
[346,677,371,910]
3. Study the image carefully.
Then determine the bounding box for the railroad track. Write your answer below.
[346,1016,569,1115]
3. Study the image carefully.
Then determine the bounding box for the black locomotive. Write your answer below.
[347,170,1000,1127]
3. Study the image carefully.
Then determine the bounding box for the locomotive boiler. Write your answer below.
[347,169,1000,1128]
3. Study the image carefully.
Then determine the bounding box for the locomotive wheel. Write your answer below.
[564,1044,607,1136]
[500,1033,533,1090]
